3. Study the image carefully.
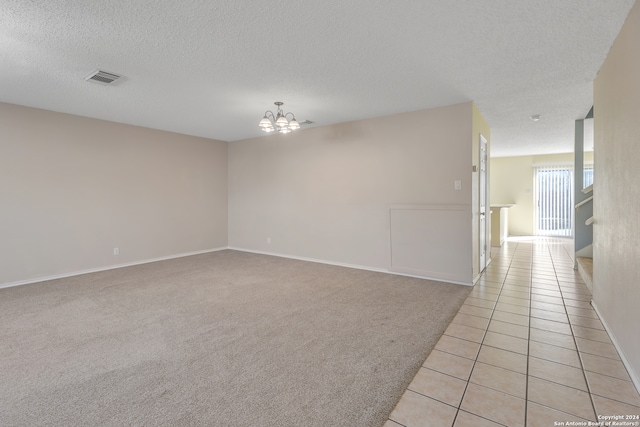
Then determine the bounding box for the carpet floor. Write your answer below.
[0,250,471,426]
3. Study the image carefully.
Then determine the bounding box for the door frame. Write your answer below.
[479,134,489,272]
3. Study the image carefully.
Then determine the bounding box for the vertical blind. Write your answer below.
[534,165,574,237]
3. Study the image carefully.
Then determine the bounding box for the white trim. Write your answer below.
[591,300,640,395]
[228,246,473,286]
[2,245,474,290]
[0,247,228,289]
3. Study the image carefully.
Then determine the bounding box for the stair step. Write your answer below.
[576,256,593,292]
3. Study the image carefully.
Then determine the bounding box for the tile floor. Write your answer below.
[385,237,640,427]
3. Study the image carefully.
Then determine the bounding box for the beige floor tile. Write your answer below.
[502,280,530,289]
[494,302,530,317]
[502,280,531,289]
[529,341,581,368]
[585,371,640,407]
[575,337,621,360]
[530,317,573,335]
[528,356,588,391]
[444,322,486,343]
[483,331,528,355]
[460,383,525,427]
[408,368,467,407]
[555,273,583,282]
[531,294,564,306]
[453,410,504,427]
[559,283,592,295]
[580,352,631,381]
[389,390,458,427]
[565,305,599,319]
[485,264,509,271]
[531,288,562,298]
[500,288,531,298]
[480,277,505,286]
[469,362,527,398]
[475,280,503,290]
[531,263,555,270]
[477,345,527,374]
[527,377,596,420]
[487,319,529,339]
[506,265,531,273]
[491,310,530,327]
[458,304,494,319]
[531,280,560,289]
[452,312,491,330]
[531,278,561,287]
[423,349,475,380]
[569,314,604,331]
[530,300,566,314]
[531,267,556,281]
[529,328,577,350]
[526,402,594,426]
[592,395,640,419]
[530,308,569,323]
[497,295,530,308]
[464,296,497,310]
[505,276,530,283]
[506,273,531,281]
[435,335,481,360]
[472,282,502,291]
[563,292,591,302]
[570,326,610,344]
[563,299,592,310]
[468,289,500,302]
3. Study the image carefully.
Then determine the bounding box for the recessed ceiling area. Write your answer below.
[0,0,635,157]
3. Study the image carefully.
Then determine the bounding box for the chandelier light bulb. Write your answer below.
[258,102,301,134]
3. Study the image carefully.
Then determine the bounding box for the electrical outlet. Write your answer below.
[113,247,120,255]
[267,237,271,244]
[455,180,462,190]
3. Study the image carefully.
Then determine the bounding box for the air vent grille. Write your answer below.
[84,70,122,85]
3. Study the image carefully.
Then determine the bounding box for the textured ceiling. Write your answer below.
[0,0,635,157]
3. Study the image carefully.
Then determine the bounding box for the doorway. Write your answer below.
[534,165,574,237]
[479,135,488,270]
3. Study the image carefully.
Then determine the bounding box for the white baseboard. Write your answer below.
[591,300,640,395]
[228,247,473,286]
[0,247,228,289]
[2,246,473,290]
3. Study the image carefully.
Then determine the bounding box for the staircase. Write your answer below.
[576,256,593,290]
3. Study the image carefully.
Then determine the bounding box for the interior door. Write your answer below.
[479,135,488,270]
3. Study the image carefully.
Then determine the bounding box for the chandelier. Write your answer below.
[258,102,300,134]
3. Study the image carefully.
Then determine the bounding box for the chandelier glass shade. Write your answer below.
[258,102,300,134]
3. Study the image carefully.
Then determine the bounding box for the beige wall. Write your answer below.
[490,152,593,236]
[593,0,640,388]
[0,103,228,285]
[229,102,479,282]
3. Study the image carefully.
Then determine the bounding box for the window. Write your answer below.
[584,165,594,188]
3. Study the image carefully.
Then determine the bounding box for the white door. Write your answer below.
[479,135,488,270]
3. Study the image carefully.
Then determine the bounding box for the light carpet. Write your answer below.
[0,250,471,426]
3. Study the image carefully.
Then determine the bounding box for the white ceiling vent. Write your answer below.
[84,69,122,85]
